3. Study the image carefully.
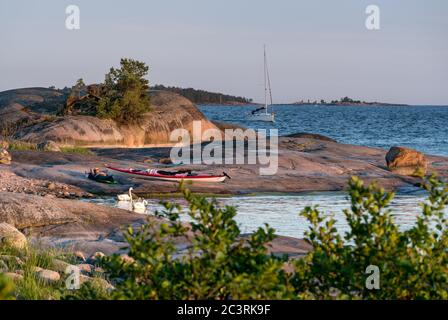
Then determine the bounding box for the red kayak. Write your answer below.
[104,165,229,183]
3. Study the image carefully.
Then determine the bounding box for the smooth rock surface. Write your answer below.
[0,192,147,238]
[2,89,220,147]
[36,269,60,283]
[7,136,447,200]
[51,259,74,273]
[0,223,27,249]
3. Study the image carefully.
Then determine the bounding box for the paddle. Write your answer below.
[223,172,232,180]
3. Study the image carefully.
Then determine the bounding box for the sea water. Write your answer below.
[89,104,448,237]
[199,104,448,156]
[87,191,445,238]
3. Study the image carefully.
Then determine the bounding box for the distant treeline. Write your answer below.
[151,85,253,105]
[293,96,408,106]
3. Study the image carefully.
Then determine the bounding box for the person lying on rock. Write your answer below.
[92,168,107,176]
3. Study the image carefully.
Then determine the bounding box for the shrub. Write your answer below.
[0,274,14,300]
[99,187,294,300]
[293,175,448,299]
[59,59,151,123]
[23,176,448,300]
[63,279,112,300]
[95,176,447,300]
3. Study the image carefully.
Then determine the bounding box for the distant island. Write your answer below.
[146,91,409,106]
[151,85,253,105]
[290,96,408,107]
[43,85,408,107]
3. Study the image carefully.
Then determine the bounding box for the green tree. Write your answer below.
[97,58,151,123]
[72,78,86,98]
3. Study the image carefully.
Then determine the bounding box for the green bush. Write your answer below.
[0,274,14,300]
[100,188,294,300]
[293,175,448,299]
[95,177,448,299]
[62,175,448,300]
[63,278,112,300]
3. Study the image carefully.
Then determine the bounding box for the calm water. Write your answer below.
[199,104,448,156]
[87,192,444,238]
[91,104,448,237]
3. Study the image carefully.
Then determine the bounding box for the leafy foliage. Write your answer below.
[71,78,87,99]
[96,58,151,123]
[44,176,448,300]
[293,175,448,299]
[63,279,112,300]
[67,176,448,300]
[0,274,14,300]
[101,187,294,300]
[59,59,151,123]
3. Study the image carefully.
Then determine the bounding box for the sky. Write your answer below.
[0,0,447,104]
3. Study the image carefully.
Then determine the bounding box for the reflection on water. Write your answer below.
[85,192,447,238]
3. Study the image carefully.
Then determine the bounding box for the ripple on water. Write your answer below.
[199,104,448,156]
[85,193,446,238]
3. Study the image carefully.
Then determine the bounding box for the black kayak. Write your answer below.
[87,172,117,184]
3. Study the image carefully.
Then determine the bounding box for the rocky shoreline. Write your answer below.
[5,135,447,198]
[1,87,447,267]
[0,167,91,199]
[2,132,446,254]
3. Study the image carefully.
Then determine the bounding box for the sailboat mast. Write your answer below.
[247,45,274,122]
[264,45,274,115]
[264,45,268,114]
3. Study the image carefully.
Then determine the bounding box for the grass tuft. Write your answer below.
[0,244,78,300]
[6,139,94,156]
[7,140,38,151]
[59,146,94,156]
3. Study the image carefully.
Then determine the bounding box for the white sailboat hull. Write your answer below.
[247,112,275,122]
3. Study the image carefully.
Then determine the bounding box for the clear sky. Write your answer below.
[0,0,447,104]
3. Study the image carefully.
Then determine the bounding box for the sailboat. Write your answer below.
[247,45,275,122]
